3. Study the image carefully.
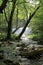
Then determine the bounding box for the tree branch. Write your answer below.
[15,5,40,40]
[0,0,8,13]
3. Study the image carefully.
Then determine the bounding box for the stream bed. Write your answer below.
[0,38,43,65]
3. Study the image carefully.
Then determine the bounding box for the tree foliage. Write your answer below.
[0,0,43,42]
[30,0,43,44]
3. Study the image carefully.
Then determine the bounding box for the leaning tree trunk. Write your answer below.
[0,0,8,13]
[7,0,16,39]
[16,5,40,40]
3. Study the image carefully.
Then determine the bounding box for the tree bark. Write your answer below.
[0,0,8,13]
[16,5,40,40]
[7,0,16,39]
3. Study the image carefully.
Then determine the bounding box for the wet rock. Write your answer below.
[17,43,26,47]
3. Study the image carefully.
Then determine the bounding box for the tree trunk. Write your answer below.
[16,6,40,40]
[7,0,16,39]
[0,0,8,13]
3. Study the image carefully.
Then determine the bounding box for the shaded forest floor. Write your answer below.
[0,41,43,65]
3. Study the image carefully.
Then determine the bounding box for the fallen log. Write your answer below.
[16,44,43,59]
[19,50,43,59]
